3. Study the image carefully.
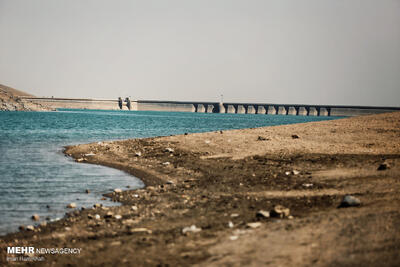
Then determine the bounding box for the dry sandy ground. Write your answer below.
[1,112,400,266]
[0,84,52,111]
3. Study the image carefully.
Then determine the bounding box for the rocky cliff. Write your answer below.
[0,84,53,111]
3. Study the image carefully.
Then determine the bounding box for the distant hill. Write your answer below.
[0,84,52,111]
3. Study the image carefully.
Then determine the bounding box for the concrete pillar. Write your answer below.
[206,104,214,113]
[277,106,287,115]
[247,105,256,114]
[298,107,308,116]
[308,107,318,116]
[267,106,277,115]
[219,103,226,113]
[257,106,267,114]
[197,104,206,113]
[226,105,236,113]
[237,105,246,114]
[319,107,329,116]
[287,106,297,115]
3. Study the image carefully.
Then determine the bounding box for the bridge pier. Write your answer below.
[298,107,308,116]
[277,106,287,115]
[247,105,256,114]
[267,106,277,115]
[257,106,267,114]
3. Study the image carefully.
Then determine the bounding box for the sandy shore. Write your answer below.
[1,112,400,266]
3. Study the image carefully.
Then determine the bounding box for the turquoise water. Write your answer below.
[0,109,342,235]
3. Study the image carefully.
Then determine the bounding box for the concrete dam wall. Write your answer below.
[24,97,400,117]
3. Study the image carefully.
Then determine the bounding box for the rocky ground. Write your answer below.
[1,112,400,266]
[0,84,52,111]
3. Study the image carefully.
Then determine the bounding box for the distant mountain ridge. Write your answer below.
[0,84,53,111]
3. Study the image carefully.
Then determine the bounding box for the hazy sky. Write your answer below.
[0,0,399,106]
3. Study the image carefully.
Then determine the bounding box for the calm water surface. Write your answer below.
[0,109,342,234]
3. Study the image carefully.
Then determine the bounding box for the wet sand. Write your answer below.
[1,112,400,266]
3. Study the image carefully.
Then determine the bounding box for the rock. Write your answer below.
[76,158,85,162]
[285,171,291,176]
[31,214,40,221]
[256,210,270,219]
[131,205,138,211]
[135,151,142,157]
[165,147,174,153]
[114,215,122,220]
[257,136,267,141]
[291,134,300,139]
[229,235,238,241]
[114,188,122,193]
[270,205,290,218]
[182,225,202,234]
[67,203,76,208]
[88,214,94,219]
[46,205,50,209]
[184,133,188,135]
[94,214,101,220]
[122,219,136,225]
[85,189,90,194]
[220,130,223,134]
[166,180,174,185]
[302,183,313,188]
[162,162,171,166]
[84,153,95,156]
[105,212,114,218]
[65,227,71,231]
[19,225,25,231]
[230,213,239,218]
[246,222,262,228]
[93,203,102,208]
[205,140,211,144]
[26,225,35,231]
[228,221,234,228]
[101,197,107,200]
[338,195,361,208]
[377,163,389,171]
[292,170,300,175]
[130,228,152,234]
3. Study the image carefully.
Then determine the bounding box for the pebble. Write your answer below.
[85,189,90,194]
[302,183,313,188]
[228,221,234,228]
[19,225,25,231]
[135,152,142,157]
[377,163,389,171]
[114,188,123,193]
[114,215,122,220]
[246,222,262,229]
[292,170,300,175]
[94,214,101,220]
[230,213,239,218]
[93,203,102,208]
[338,195,361,208]
[165,147,174,153]
[229,235,238,241]
[291,134,300,139]
[105,212,114,218]
[256,210,270,219]
[182,225,202,234]
[270,205,290,218]
[257,136,267,141]
[130,228,152,234]
[131,205,138,211]
[67,203,76,208]
[205,140,211,144]
[31,214,40,221]
[26,225,35,231]
[162,162,171,166]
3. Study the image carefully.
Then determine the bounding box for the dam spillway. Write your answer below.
[22,97,400,117]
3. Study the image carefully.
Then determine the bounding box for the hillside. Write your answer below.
[0,84,52,111]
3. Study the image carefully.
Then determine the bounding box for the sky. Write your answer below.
[0,0,399,106]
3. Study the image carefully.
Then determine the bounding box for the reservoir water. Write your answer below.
[0,109,342,235]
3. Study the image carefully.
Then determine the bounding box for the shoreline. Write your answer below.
[1,112,400,266]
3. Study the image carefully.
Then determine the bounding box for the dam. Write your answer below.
[22,97,400,117]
